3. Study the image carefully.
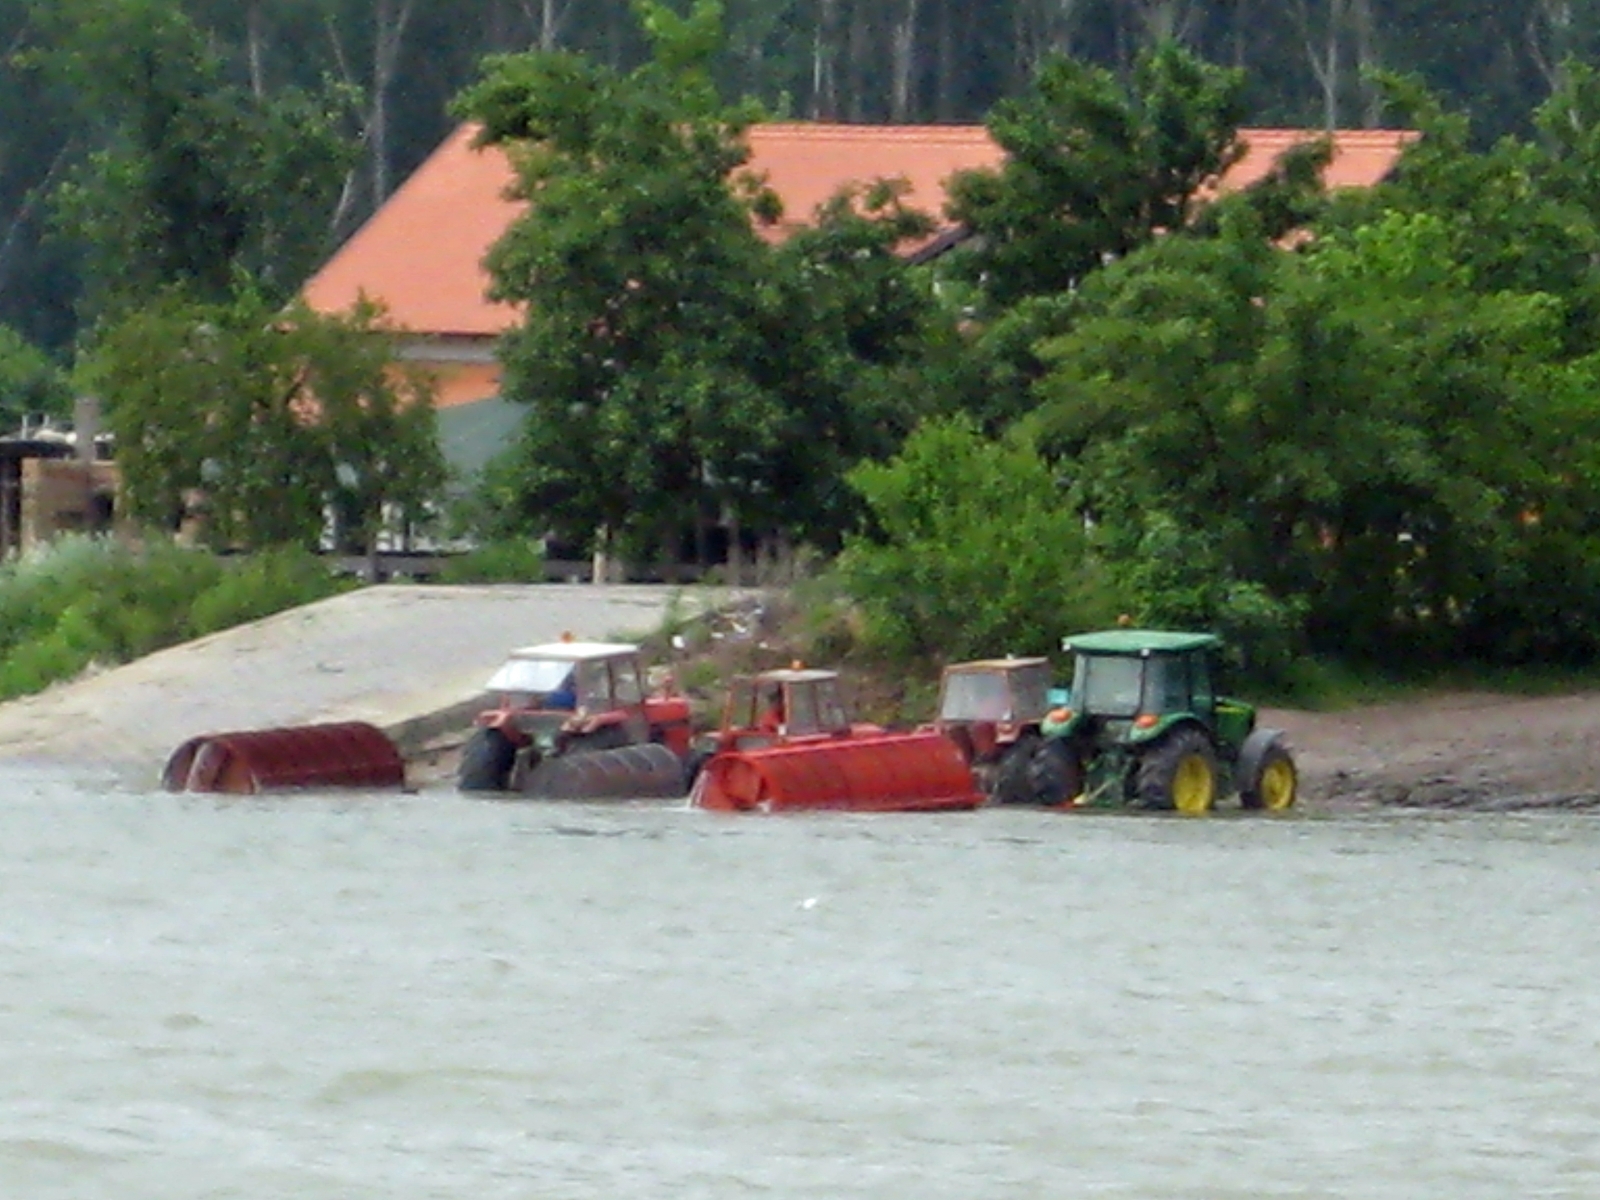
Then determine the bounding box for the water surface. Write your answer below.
[4,769,1597,1198]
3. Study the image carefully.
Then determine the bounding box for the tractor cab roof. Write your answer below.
[506,640,640,662]
[1062,629,1220,656]
[748,667,839,686]
[945,656,1050,672]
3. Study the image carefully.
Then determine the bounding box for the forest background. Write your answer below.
[5,0,1600,700]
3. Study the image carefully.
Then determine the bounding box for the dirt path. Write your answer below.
[1266,691,1600,810]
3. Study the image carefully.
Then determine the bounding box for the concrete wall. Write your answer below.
[19,458,123,549]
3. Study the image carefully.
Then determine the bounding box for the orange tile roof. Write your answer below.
[302,122,1415,339]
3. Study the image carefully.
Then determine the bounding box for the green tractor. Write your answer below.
[1027,629,1297,815]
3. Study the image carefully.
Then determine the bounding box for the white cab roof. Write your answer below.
[506,641,639,662]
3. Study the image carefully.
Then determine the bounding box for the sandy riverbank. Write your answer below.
[1267,691,1600,810]
[0,582,1594,808]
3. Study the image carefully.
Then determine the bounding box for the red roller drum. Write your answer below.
[162,721,405,794]
[692,730,982,813]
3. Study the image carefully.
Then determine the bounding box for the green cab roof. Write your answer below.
[1062,629,1221,655]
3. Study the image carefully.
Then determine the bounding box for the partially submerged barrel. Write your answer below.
[162,721,405,794]
[692,731,983,813]
[520,742,686,801]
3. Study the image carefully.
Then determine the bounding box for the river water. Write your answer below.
[5,767,1599,1199]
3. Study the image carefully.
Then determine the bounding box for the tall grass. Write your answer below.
[0,537,352,701]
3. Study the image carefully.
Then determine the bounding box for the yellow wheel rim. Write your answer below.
[1172,753,1215,815]
[1260,758,1297,811]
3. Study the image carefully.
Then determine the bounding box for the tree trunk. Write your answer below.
[369,0,418,207]
[890,0,922,121]
[723,503,743,588]
[245,0,266,98]
[1528,0,1576,94]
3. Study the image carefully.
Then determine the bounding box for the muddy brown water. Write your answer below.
[6,766,1600,1199]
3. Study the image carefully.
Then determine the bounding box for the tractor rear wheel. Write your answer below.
[1241,741,1298,811]
[990,733,1040,804]
[459,727,516,792]
[1029,739,1085,806]
[1136,728,1218,815]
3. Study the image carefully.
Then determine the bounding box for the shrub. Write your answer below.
[837,417,1118,665]
[0,537,350,701]
[434,539,547,584]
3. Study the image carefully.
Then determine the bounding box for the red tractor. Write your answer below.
[458,639,692,799]
[689,666,982,814]
[933,656,1058,805]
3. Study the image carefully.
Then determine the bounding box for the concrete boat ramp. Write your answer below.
[0,583,709,786]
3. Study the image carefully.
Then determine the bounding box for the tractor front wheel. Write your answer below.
[990,733,1040,805]
[1241,738,1298,811]
[1029,739,1085,806]
[1136,728,1218,815]
[459,727,516,792]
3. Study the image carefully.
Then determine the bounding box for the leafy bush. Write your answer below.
[837,417,1118,665]
[188,547,352,635]
[0,537,348,701]
[1108,513,1307,689]
[434,539,547,584]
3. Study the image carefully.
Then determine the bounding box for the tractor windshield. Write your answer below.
[485,656,577,696]
[940,671,1014,721]
[1073,654,1145,718]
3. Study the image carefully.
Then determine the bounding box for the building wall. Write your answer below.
[431,358,503,408]
[19,458,123,550]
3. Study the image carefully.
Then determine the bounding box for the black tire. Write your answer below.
[681,747,712,793]
[1240,739,1298,811]
[990,733,1040,805]
[565,724,631,754]
[1029,739,1085,806]
[1135,726,1218,814]
[459,727,515,792]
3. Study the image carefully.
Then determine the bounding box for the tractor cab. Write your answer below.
[479,641,651,749]
[459,639,692,794]
[1026,628,1297,815]
[714,667,858,752]
[934,656,1056,804]
[1059,630,1233,736]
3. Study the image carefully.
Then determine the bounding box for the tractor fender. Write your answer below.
[1127,713,1209,746]
[1237,727,1290,777]
[478,710,529,747]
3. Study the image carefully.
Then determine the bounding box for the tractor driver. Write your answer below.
[545,668,577,711]
[759,686,786,732]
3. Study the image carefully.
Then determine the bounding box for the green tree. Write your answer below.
[1031,207,1600,665]
[944,40,1249,309]
[26,0,357,318]
[80,289,446,552]
[0,326,71,430]
[456,0,779,566]
[458,0,956,565]
[838,416,1115,663]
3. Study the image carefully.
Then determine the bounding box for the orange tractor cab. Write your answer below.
[458,640,692,799]
[689,666,983,814]
[934,656,1058,805]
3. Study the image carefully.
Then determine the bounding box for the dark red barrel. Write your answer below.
[692,730,982,813]
[162,721,405,794]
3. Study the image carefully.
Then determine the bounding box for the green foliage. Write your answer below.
[27,0,358,319]
[946,40,1248,309]
[0,537,347,700]
[1030,175,1600,670]
[0,325,71,429]
[188,547,355,636]
[456,4,960,561]
[837,416,1116,663]
[79,290,447,552]
[434,539,548,584]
